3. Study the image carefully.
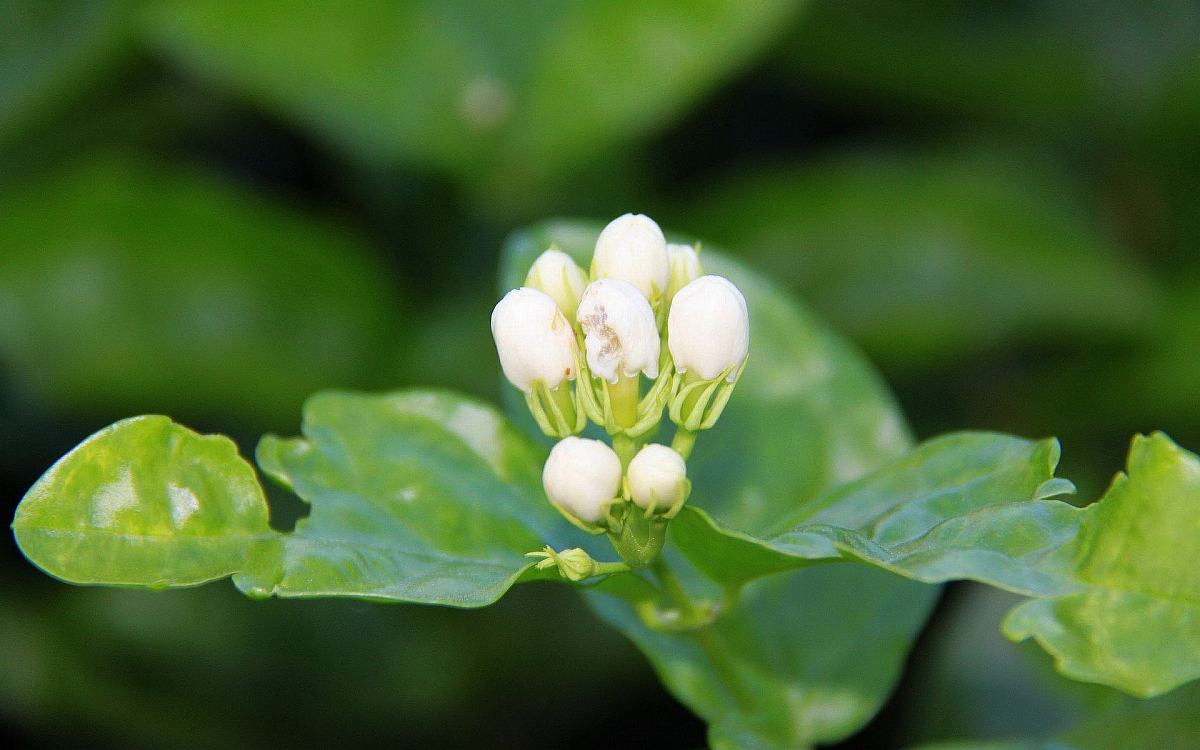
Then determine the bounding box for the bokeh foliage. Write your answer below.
[3,1,1200,748]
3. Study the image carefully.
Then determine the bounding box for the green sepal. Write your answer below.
[578,354,675,439]
[634,346,676,435]
[547,498,612,536]
[525,379,586,439]
[658,478,693,519]
[606,502,668,569]
[650,280,669,330]
[625,475,693,520]
[668,361,745,431]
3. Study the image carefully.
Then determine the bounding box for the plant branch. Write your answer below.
[650,556,754,710]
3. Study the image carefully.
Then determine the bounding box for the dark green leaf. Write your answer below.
[682,151,1159,372]
[670,430,1200,698]
[1059,682,1200,749]
[894,585,1112,745]
[500,221,935,747]
[141,0,797,192]
[672,433,1078,592]
[0,158,404,428]
[1047,280,1200,430]
[239,390,579,606]
[781,0,1200,136]
[905,683,1200,750]
[592,565,937,750]
[12,415,276,587]
[0,1,137,146]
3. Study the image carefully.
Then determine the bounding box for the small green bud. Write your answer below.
[525,545,631,582]
[528,546,597,581]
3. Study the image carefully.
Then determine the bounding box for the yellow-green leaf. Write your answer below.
[12,415,276,587]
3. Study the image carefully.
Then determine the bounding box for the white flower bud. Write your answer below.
[525,249,587,323]
[627,444,688,511]
[491,288,577,394]
[668,275,749,381]
[577,279,660,384]
[666,243,703,301]
[592,213,669,300]
[542,437,622,524]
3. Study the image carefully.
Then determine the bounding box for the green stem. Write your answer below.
[592,561,632,577]
[613,433,637,469]
[650,556,754,710]
[693,627,754,711]
[610,374,640,467]
[651,556,693,609]
[680,369,705,417]
[547,383,577,433]
[611,374,639,425]
[671,428,697,460]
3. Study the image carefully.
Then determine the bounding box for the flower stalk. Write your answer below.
[609,374,640,467]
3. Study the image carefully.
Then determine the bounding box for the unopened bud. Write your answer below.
[528,546,598,581]
[666,243,703,302]
[592,213,669,300]
[542,437,621,525]
[627,444,689,514]
[667,275,749,381]
[577,279,660,384]
[491,288,577,394]
[525,249,587,323]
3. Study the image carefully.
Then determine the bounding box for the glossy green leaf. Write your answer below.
[672,433,1079,592]
[140,0,797,191]
[1004,433,1200,698]
[238,390,579,606]
[12,415,276,587]
[0,159,404,428]
[500,221,936,748]
[670,430,1200,698]
[13,391,581,608]
[682,150,1159,372]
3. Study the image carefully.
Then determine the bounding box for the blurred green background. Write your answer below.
[2,1,1199,747]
